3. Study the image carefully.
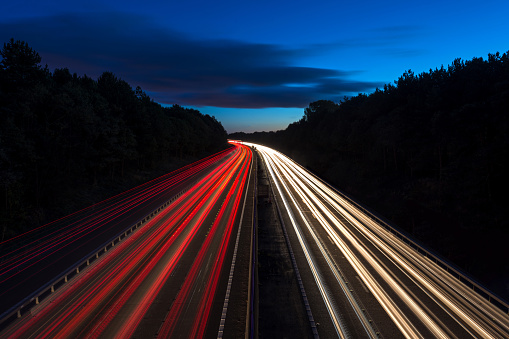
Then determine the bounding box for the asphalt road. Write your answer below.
[249,142,509,339]
[1,143,254,338]
[4,139,508,338]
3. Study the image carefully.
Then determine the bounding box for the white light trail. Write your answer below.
[245,142,509,339]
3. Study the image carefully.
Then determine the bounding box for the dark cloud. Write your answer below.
[0,12,381,108]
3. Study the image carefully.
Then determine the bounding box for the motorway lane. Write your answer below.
[1,143,253,338]
[250,142,509,339]
[155,144,252,338]
[0,147,236,318]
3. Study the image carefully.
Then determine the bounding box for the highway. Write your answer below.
[248,142,509,339]
[1,142,253,338]
[2,139,508,338]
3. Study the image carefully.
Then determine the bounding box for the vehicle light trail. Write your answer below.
[246,142,509,339]
[282,153,508,338]
[271,150,443,338]
[157,148,251,338]
[0,147,235,317]
[1,143,253,338]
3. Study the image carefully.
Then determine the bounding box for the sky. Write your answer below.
[1,1,508,133]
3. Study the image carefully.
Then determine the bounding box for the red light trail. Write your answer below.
[1,143,253,338]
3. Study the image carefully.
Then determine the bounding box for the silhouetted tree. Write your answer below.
[0,39,229,241]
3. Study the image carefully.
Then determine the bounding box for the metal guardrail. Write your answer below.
[286,156,509,315]
[0,188,188,331]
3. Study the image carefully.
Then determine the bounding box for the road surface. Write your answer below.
[249,141,509,339]
[1,143,254,338]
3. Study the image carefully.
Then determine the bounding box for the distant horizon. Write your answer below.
[216,48,509,134]
[1,36,506,134]
[25,46,509,134]
[2,0,508,132]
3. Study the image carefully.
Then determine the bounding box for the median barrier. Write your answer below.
[257,151,320,338]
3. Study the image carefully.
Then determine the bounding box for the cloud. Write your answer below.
[0,12,381,108]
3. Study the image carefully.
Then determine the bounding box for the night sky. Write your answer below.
[1,0,508,132]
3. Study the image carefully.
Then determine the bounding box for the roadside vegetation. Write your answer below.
[0,39,228,241]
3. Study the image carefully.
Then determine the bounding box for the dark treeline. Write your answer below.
[231,51,509,299]
[0,39,228,240]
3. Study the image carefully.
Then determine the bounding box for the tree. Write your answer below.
[302,100,337,124]
[1,39,229,242]
[0,38,42,86]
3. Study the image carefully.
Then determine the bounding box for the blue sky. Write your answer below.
[1,0,508,132]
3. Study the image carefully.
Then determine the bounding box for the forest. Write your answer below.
[231,51,509,300]
[0,39,228,241]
